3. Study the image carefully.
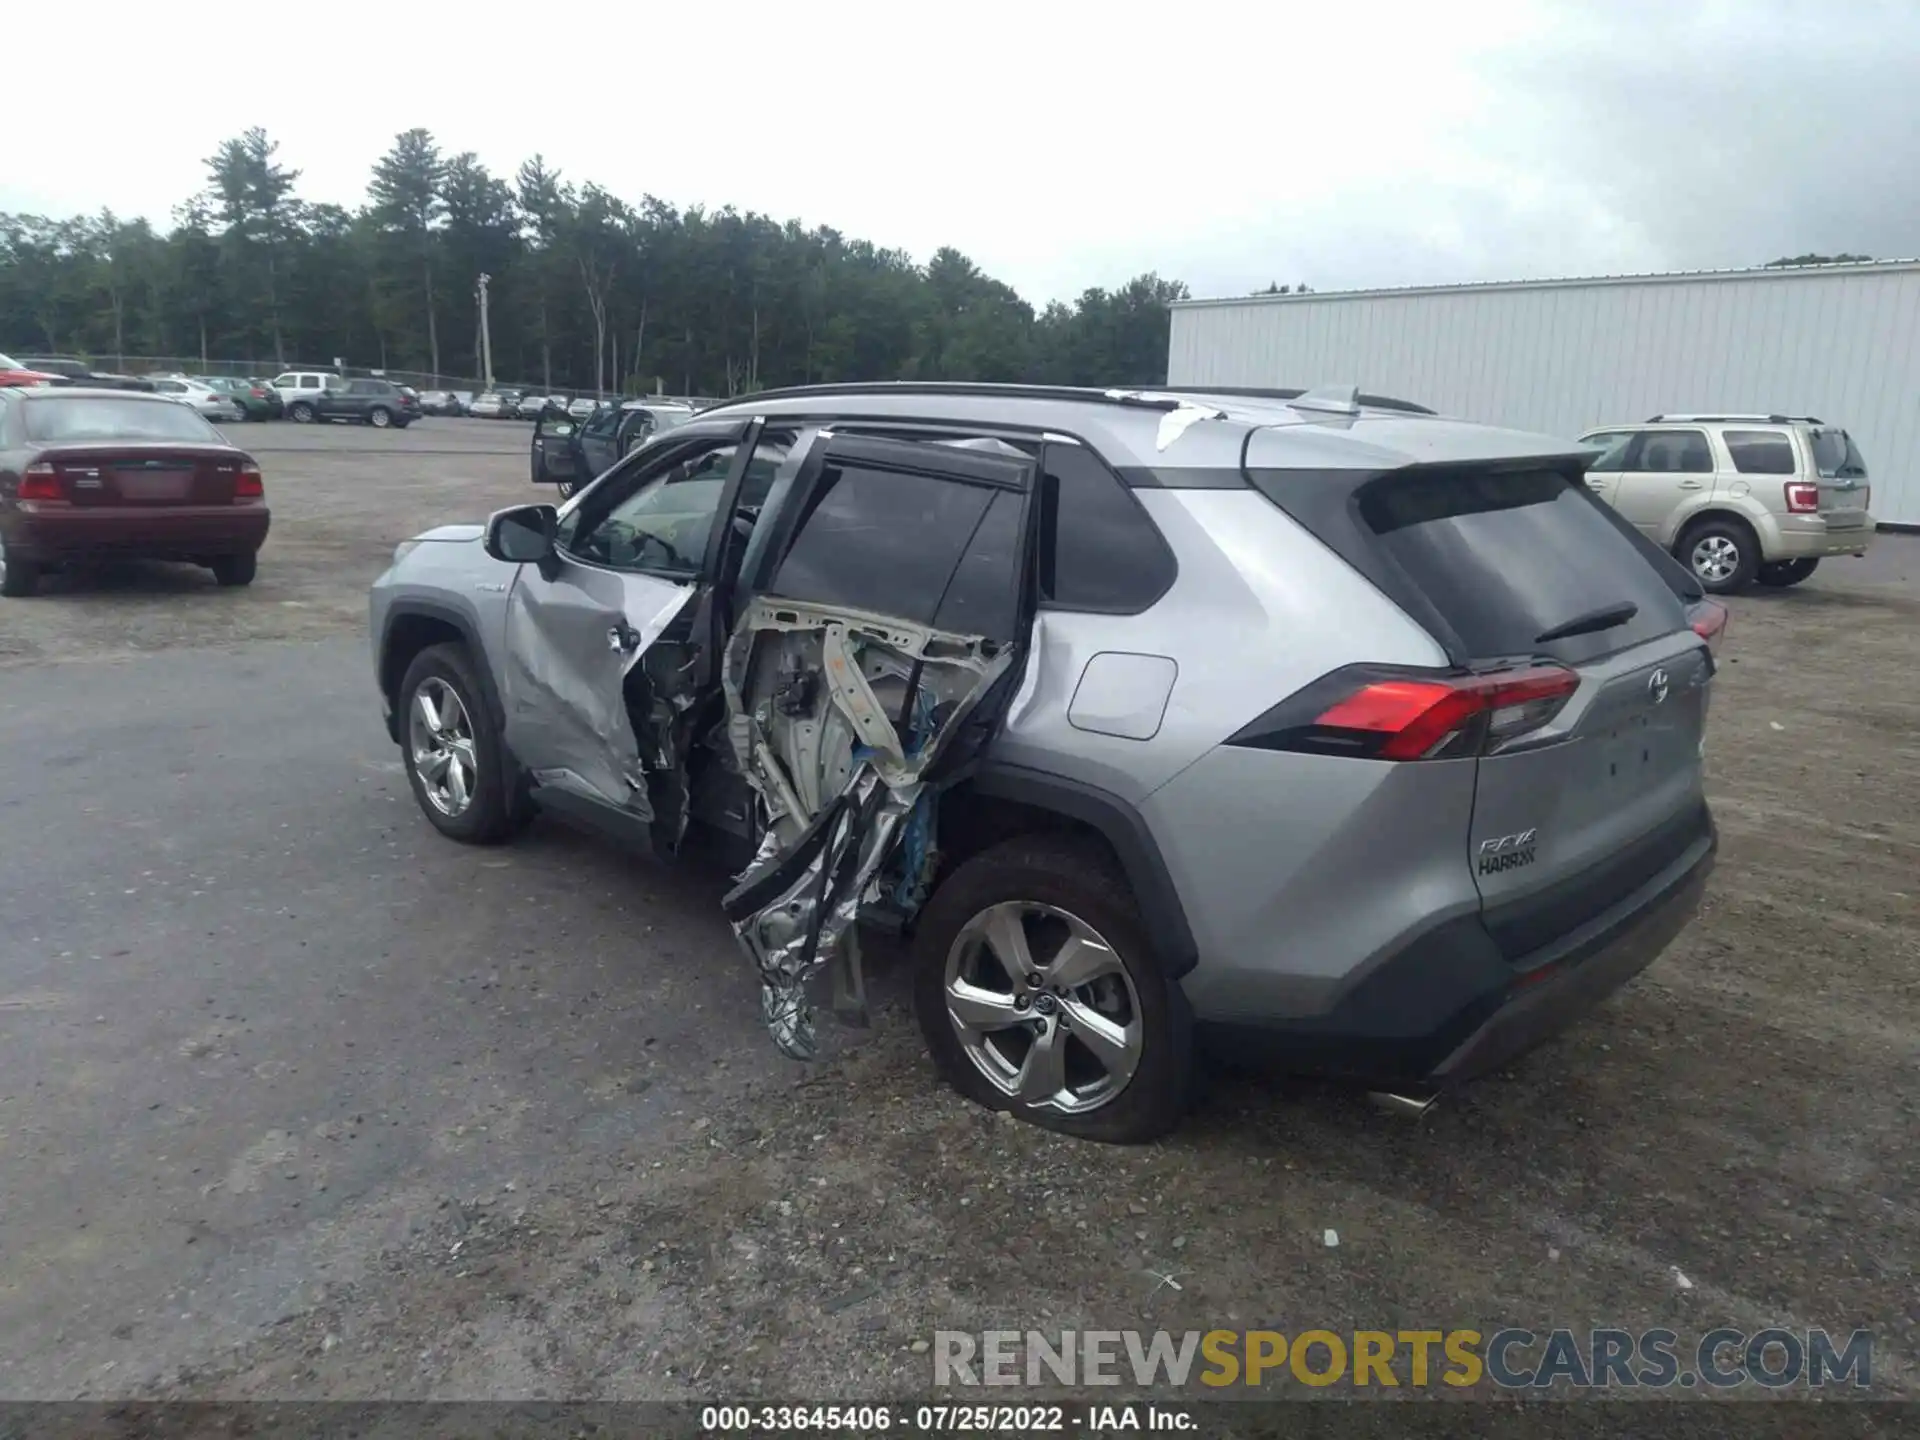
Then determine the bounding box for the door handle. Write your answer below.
[1678,479,1705,490]
[607,621,642,653]
[1585,478,1609,488]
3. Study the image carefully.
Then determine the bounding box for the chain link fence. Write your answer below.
[69,356,721,409]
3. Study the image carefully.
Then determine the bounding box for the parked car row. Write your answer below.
[467,390,611,420]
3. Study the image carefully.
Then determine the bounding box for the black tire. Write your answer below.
[288,401,315,423]
[0,536,38,598]
[368,406,393,428]
[1756,558,1819,588]
[1676,516,1759,595]
[211,552,257,587]
[396,642,530,845]
[913,835,1192,1143]
[556,478,577,500]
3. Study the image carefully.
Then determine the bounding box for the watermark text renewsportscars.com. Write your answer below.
[932,1328,1873,1391]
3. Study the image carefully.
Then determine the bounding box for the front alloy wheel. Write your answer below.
[944,901,1144,1115]
[408,676,478,818]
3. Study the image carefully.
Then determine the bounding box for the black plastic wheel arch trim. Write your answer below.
[963,762,1198,979]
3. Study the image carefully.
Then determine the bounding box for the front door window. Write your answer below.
[560,440,742,577]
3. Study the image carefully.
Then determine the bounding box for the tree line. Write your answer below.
[0,128,1191,396]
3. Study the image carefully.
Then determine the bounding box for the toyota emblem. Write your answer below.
[1647,668,1670,705]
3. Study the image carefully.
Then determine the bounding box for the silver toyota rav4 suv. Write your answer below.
[369,382,1724,1142]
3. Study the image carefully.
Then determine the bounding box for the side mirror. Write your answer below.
[485,503,558,563]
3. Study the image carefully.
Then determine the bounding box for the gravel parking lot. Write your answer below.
[1,419,1916,1406]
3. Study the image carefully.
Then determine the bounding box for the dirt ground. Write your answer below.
[7,419,1918,1406]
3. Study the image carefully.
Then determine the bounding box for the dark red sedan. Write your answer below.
[0,387,270,598]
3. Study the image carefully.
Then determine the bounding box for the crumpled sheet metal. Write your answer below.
[733,770,913,1059]
[499,582,696,811]
[721,597,1013,1058]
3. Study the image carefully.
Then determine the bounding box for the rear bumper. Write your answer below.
[9,506,271,561]
[1771,517,1874,560]
[1198,809,1716,1090]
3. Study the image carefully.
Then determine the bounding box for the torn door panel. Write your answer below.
[501,582,697,817]
[720,595,1016,1059]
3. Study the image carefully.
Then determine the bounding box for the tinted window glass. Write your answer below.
[1635,430,1712,474]
[1810,429,1868,479]
[1723,430,1797,475]
[24,396,219,443]
[1582,432,1634,473]
[565,441,738,575]
[933,490,1024,639]
[1039,445,1175,612]
[1358,469,1689,663]
[769,464,996,629]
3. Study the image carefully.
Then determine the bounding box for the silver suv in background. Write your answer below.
[1578,415,1874,593]
[370,383,1722,1142]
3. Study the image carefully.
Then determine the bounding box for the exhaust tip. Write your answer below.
[1369,1090,1440,1118]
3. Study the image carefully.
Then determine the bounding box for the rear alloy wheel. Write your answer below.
[1756,557,1819,588]
[1679,518,1759,595]
[398,643,526,844]
[914,837,1191,1143]
[288,401,316,423]
[211,552,257,587]
[368,407,392,428]
[0,533,39,598]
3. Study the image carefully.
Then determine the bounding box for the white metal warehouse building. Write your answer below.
[1166,260,1920,527]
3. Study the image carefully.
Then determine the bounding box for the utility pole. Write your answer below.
[476,272,495,391]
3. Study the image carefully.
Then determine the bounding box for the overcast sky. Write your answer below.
[10,0,1917,304]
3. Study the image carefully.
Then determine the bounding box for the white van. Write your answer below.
[270,371,342,406]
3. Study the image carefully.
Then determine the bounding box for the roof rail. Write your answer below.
[705,381,1176,410]
[1645,412,1823,424]
[1164,384,1436,415]
[702,379,1439,417]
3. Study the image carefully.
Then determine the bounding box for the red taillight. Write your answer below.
[250,387,267,398]
[1784,481,1820,513]
[234,463,264,500]
[18,461,64,501]
[1247,664,1582,761]
[1688,598,1729,656]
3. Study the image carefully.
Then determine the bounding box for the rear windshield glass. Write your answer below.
[1357,469,1689,663]
[23,396,219,443]
[635,407,691,434]
[1810,429,1867,479]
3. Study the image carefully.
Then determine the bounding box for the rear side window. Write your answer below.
[768,464,1017,639]
[1723,430,1797,475]
[1357,469,1690,664]
[1634,430,1712,474]
[1038,444,1176,612]
[1810,429,1868,479]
